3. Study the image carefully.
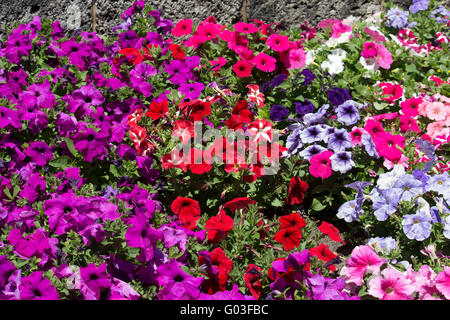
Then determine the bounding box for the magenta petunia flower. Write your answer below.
[19,271,59,300]
[309,150,334,179]
[368,267,414,300]
[266,34,291,52]
[4,32,32,64]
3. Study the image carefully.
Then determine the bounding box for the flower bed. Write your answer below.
[0,0,449,300]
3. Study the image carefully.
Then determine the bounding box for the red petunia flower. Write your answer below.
[205,210,234,243]
[146,100,169,120]
[233,60,253,78]
[171,196,201,230]
[179,99,212,121]
[318,221,346,244]
[186,148,213,175]
[198,247,233,293]
[279,212,306,230]
[273,227,302,251]
[286,177,309,205]
[309,243,338,271]
[118,48,144,66]
[223,197,257,214]
[169,43,185,61]
[244,264,264,299]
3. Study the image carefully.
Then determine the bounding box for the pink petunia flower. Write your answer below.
[287,48,306,69]
[399,115,421,134]
[344,245,386,286]
[253,52,277,72]
[266,34,291,52]
[435,266,450,299]
[349,127,367,146]
[401,97,423,117]
[425,101,447,121]
[309,150,333,179]
[368,267,415,300]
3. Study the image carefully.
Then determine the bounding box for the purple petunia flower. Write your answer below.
[55,113,78,137]
[24,141,54,167]
[4,31,32,64]
[125,212,162,262]
[337,200,362,222]
[129,63,156,97]
[0,107,21,129]
[67,83,105,119]
[300,125,327,144]
[328,128,351,152]
[285,128,303,156]
[330,151,354,173]
[178,82,205,100]
[267,104,288,122]
[164,60,190,85]
[198,283,254,300]
[0,256,16,287]
[361,133,380,158]
[371,188,402,221]
[71,128,109,163]
[306,274,347,300]
[402,212,432,241]
[426,172,450,196]
[19,80,55,110]
[160,225,188,253]
[156,260,203,300]
[367,236,398,254]
[19,271,59,300]
[19,172,46,203]
[79,263,112,300]
[299,144,327,160]
[386,8,409,29]
[336,101,361,126]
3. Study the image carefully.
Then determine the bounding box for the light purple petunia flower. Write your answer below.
[393,174,423,202]
[300,124,327,144]
[336,101,361,126]
[386,8,409,29]
[402,212,432,241]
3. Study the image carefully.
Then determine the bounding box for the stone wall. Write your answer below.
[0,0,411,35]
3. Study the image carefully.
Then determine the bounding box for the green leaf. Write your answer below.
[311,198,326,212]
[48,155,71,169]
[109,164,120,178]
[271,198,283,207]
[63,137,78,157]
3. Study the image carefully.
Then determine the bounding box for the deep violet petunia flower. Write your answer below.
[328,87,352,106]
[156,260,203,300]
[269,104,290,122]
[24,141,53,167]
[295,100,316,116]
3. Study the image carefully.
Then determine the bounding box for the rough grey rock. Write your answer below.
[0,0,412,35]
